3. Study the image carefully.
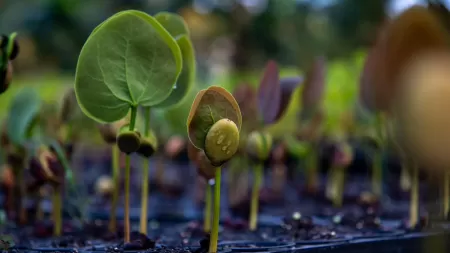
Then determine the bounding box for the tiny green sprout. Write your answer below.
[117,125,141,154]
[246,131,273,161]
[74,10,182,242]
[0,33,19,95]
[245,130,272,231]
[187,85,242,253]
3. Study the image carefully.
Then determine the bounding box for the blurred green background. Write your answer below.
[0,0,435,137]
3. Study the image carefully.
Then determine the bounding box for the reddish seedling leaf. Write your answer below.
[301,56,326,114]
[374,5,449,112]
[257,60,280,125]
[275,76,302,121]
[187,86,242,150]
[233,83,258,132]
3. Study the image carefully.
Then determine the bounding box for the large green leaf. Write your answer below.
[155,12,190,38]
[154,35,195,108]
[6,88,41,145]
[74,10,183,123]
[187,86,242,150]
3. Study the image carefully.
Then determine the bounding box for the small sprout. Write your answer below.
[246,131,273,161]
[74,10,183,242]
[187,85,242,253]
[204,118,240,166]
[96,175,114,196]
[59,88,78,124]
[117,125,141,154]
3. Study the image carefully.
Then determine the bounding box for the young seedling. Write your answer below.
[74,10,182,242]
[187,86,242,253]
[375,5,450,227]
[393,51,450,225]
[0,33,19,95]
[299,56,326,194]
[234,61,301,231]
[325,137,353,207]
[138,11,195,234]
[5,88,41,224]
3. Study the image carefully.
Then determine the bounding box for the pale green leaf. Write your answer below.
[75,10,182,123]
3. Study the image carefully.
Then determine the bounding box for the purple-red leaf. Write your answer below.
[233,83,259,132]
[275,76,303,121]
[301,56,326,113]
[258,60,280,125]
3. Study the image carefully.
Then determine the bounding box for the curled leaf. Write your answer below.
[258,60,280,125]
[187,86,242,150]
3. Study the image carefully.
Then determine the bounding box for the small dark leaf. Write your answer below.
[60,88,78,124]
[275,76,302,121]
[301,56,326,113]
[233,83,258,132]
[257,60,280,125]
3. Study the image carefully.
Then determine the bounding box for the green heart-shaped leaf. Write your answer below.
[155,12,190,38]
[154,35,195,109]
[187,86,242,150]
[75,10,182,123]
[6,88,41,145]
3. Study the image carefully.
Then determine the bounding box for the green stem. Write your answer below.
[140,107,151,234]
[372,151,383,197]
[409,162,419,227]
[52,186,62,236]
[306,145,318,191]
[124,106,137,243]
[209,167,221,253]
[204,181,212,232]
[443,172,449,219]
[249,163,262,231]
[109,144,120,233]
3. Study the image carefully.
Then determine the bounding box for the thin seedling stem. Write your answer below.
[124,106,137,243]
[140,106,151,234]
[204,181,212,232]
[52,185,62,236]
[372,150,383,197]
[306,145,318,191]
[209,167,221,253]
[409,161,419,227]
[109,144,120,233]
[444,172,449,219]
[249,163,263,231]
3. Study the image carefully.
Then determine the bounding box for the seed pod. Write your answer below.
[246,131,273,161]
[29,146,58,182]
[204,118,240,167]
[117,124,141,154]
[137,135,157,158]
